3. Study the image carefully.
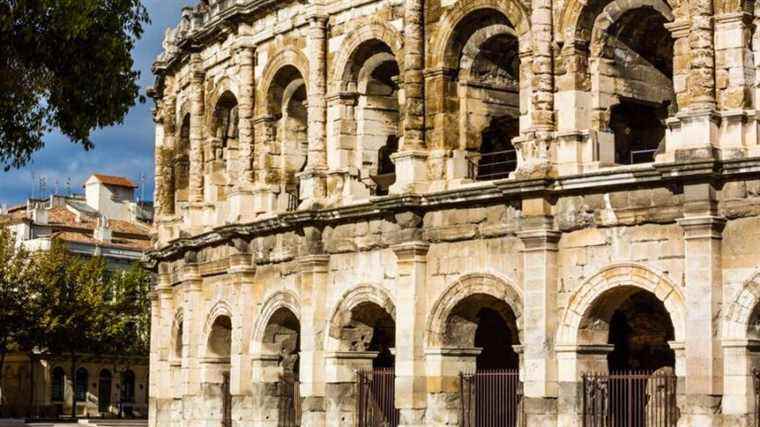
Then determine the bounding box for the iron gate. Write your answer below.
[356,368,399,427]
[222,373,232,427]
[279,378,301,426]
[582,370,677,427]
[753,368,760,427]
[460,369,523,427]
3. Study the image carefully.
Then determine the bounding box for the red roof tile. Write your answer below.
[90,174,137,188]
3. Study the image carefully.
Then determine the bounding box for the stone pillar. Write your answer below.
[517,198,559,426]
[391,0,428,194]
[715,13,757,157]
[250,353,282,427]
[301,14,328,203]
[229,46,256,222]
[148,287,162,427]
[424,348,481,425]
[324,352,378,426]
[677,207,725,426]
[513,6,556,178]
[555,344,613,427]
[722,340,760,426]
[252,115,278,215]
[181,257,203,426]
[688,0,716,110]
[299,254,330,427]
[189,53,206,231]
[228,247,256,424]
[391,241,429,426]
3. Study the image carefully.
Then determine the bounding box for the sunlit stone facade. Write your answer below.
[148,0,760,425]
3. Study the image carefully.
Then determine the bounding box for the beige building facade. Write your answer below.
[148,0,760,425]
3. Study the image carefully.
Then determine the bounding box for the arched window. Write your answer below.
[75,367,88,401]
[98,369,112,412]
[372,135,398,196]
[51,367,65,401]
[476,117,518,180]
[120,369,135,403]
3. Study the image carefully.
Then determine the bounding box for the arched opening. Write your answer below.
[268,66,308,210]
[444,293,521,426]
[578,286,677,425]
[341,40,402,196]
[98,369,112,414]
[258,307,301,424]
[328,297,397,424]
[75,367,88,403]
[170,320,183,399]
[208,92,239,202]
[338,301,396,368]
[174,114,191,212]
[594,7,674,165]
[120,369,136,418]
[204,315,232,425]
[51,367,65,402]
[444,9,521,181]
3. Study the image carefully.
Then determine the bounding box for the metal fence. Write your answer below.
[279,378,301,426]
[356,368,399,427]
[468,150,518,181]
[582,370,677,427]
[222,373,232,427]
[460,369,523,427]
[753,368,760,427]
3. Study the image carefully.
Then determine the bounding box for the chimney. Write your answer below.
[94,216,112,243]
[31,203,48,225]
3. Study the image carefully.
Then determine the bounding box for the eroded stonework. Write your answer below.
[148,0,760,425]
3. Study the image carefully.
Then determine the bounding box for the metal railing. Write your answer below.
[280,378,301,426]
[222,373,232,427]
[356,368,399,427]
[629,149,657,165]
[287,192,299,212]
[582,370,677,427]
[460,369,523,427]
[753,368,760,427]
[468,150,518,181]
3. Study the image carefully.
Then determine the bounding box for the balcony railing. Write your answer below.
[468,149,518,181]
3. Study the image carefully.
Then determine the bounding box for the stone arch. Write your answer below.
[171,309,184,361]
[205,77,239,128]
[589,0,674,57]
[331,22,404,92]
[426,272,523,348]
[723,270,760,339]
[251,290,302,354]
[557,263,685,346]
[559,0,679,45]
[459,23,519,81]
[257,47,310,113]
[326,284,396,351]
[202,300,235,359]
[176,99,192,130]
[431,0,530,70]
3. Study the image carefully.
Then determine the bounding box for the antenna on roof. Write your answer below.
[139,172,146,206]
[39,176,47,199]
[65,178,72,196]
[31,171,36,199]
[54,178,59,196]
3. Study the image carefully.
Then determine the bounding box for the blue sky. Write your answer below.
[0,1,195,207]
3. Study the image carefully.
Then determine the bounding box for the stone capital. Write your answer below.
[297,254,330,273]
[391,241,430,261]
[677,215,726,239]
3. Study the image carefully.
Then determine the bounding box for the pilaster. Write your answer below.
[391,241,430,427]
[303,14,329,203]
[677,213,725,426]
[189,53,206,232]
[228,46,256,222]
[722,339,760,426]
[517,198,560,426]
[298,254,330,427]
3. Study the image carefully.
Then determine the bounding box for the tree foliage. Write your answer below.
[0,0,150,170]
[0,233,152,411]
[0,228,36,376]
